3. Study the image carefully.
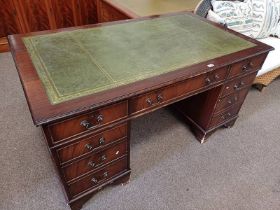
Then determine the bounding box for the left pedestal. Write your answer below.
[41,100,131,210]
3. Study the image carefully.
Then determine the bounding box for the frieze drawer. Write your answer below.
[46,101,128,144]
[68,157,128,198]
[56,123,127,165]
[130,66,228,115]
[62,140,127,182]
[228,54,267,78]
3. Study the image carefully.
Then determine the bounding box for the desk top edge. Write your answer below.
[8,12,274,126]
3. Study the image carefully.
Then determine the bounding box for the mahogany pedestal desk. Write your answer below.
[9,13,272,210]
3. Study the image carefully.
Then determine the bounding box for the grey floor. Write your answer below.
[0,52,280,210]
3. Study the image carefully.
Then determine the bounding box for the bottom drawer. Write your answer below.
[209,105,241,128]
[62,140,128,183]
[68,157,128,198]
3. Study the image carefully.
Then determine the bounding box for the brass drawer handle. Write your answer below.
[80,114,104,129]
[84,137,106,151]
[88,154,107,168]
[227,96,238,105]
[242,62,253,72]
[85,144,93,150]
[221,112,231,120]
[205,77,211,85]
[227,99,233,105]
[96,114,104,123]
[157,94,163,103]
[80,120,92,129]
[99,137,105,145]
[214,73,220,80]
[146,98,154,106]
[91,172,108,184]
[234,81,245,90]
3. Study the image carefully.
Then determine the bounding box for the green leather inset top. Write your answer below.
[111,0,201,16]
[23,14,255,104]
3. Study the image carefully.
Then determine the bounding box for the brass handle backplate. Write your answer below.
[242,62,253,72]
[84,137,105,151]
[157,94,163,103]
[88,154,107,168]
[234,81,245,90]
[91,172,108,184]
[80,114,104,129]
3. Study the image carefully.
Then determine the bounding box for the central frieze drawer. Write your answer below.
[56,124,127,165]
[68,157,128,198]
[47,101,128,144]
[130,66,228,115]
[62,140,127,183]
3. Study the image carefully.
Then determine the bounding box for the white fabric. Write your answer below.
[207,10,226,25]
[257,37,280,76]
[211,0,255,37]
[210,0,280,39]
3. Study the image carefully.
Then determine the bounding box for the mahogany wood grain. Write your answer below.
[97,0,137,22]
[8,12,272,126]
[14,0,54,32]
[0,0,23,37]
[220,72,257,97]
[9,12,273,210]
[97,0,131,22]
[174,86,223,130]
[46,101,128,144]
[0,37,9,52]
[79,0,98,25]
[214,87,249,114]
[228,53,267,78]
[68,157,128,198]
[56,123,127,165]
[130,66,228,116]
[62,140,127,182]
[51,0,80,28]
[209,103,242,128]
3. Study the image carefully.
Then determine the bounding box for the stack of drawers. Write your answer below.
[209,54,267,128]
[43,101,130,202]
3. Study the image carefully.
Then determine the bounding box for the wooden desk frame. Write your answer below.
[9,12,272,210]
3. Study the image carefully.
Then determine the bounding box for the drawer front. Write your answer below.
[56,124,127,165]
[228,54,266,78]
[209,105,241,128]
[215,88,249,114]
[62,140,127,182]
[68,157,128,198]
[220,73,256,97]
[130,67,228,115]
[47,101,128,143]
